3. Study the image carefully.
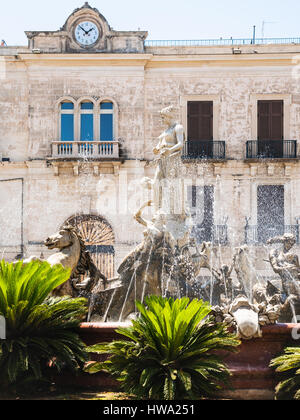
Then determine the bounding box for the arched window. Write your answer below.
[100,101,114,141]
[60,101,74,141]
[80,101,94,141]
[65,214,115,279]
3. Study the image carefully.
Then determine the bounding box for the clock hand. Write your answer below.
[79,25,88,34]
[87,28,95,34]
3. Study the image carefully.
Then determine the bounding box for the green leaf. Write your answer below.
[85,296,240,400]
[0,260,88,390]
[177,370,192,392]
[270,346,300,400]
[164,376,175,400]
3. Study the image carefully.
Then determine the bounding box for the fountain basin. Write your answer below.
[55,322,300,400]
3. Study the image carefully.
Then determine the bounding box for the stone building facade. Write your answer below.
[1,2,300,280]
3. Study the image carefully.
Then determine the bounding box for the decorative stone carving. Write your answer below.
[25,2,148,54]
[210,245,282,339]
[232,245,257,299]
[212,294,281,340]
[97,106,211,321]
[267,233,300,321]
[16,225,107,298]
[35,103,298,333]
[143,105,185,212]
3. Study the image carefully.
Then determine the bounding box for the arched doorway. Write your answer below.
[65,214,115,279]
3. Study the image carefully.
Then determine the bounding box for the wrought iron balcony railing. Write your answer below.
[182,141,226,160]
[246,140,297,159]
[192,225,228,245]
[245,225,300,245]
[51,141,119,159]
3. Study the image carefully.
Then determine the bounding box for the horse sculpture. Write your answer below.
[17,225,107,298]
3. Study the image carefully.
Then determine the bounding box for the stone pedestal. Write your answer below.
[53,322,300,399]
[220,323,299,399]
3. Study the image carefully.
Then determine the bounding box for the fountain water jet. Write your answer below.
[12,106,299,337]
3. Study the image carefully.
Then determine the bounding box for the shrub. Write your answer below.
[85,296,240,400]
[0,260,88,389]
[270,347,300,400]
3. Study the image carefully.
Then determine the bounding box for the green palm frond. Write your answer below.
[85,296,240,400]
[0,260,88,389]
[270,347,300,400]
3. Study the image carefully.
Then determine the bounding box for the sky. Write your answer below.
[1,0,300,46]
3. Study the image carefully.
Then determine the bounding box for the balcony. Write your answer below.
[245,225,300,245]
[51,141,119,159]
[192,225,228,245]
[182,141,226,160]
[246,140,297,159]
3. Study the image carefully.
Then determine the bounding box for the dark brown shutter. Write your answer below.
[188,101,213,141]
[258,100,283,140]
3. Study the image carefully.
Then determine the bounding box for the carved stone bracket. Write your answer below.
[249,164,257,177]
[93,165,99,177]
[284,164,292,177]
[73,164,79,176]
[267,164,275,176]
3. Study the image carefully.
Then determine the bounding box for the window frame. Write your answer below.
[180,95,220,142]
[57,97,76,142]
[250,94,291,141]
[250,180,291,226]
[56,97,118,142]
[100,100,114,141]
[79,100,96,142]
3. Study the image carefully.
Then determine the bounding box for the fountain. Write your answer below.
[15,105,300,398]
[77,106,290,337]
[267,233,300,322]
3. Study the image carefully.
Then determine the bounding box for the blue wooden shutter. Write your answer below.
[61,102,74,141]
[80,102,94,141]
[100,102,114,141]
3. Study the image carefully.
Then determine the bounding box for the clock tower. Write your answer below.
[25,2,148,53]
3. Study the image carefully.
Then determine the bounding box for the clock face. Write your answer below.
[75,21,100,46]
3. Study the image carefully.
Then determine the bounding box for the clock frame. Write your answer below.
[73,19,102,48]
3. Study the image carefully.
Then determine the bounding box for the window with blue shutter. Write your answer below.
[100,102,114,141]
[60,102,74,141]
[80,102,94,141]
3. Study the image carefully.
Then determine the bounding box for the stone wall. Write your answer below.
[1,43,300,280]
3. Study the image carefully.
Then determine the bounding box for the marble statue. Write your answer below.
[16,225,107,297]
[31,104,297,334]
[94,106,288,327]
[101,200,174,321]
[142,105,184,213]
[232,245,257,299]
[212,294,281,340]
[268,234,300,296]
[210,245,282,339]
[94,106,211,321]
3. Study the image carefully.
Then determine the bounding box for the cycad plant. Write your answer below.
[270,347,300,400]
[85,296,240,400]
[0,260,88,389]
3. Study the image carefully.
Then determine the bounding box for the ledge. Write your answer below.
[80,322,299,334]
[69,322,300,397]
[182,157,229,163]
[244,158,300,163]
